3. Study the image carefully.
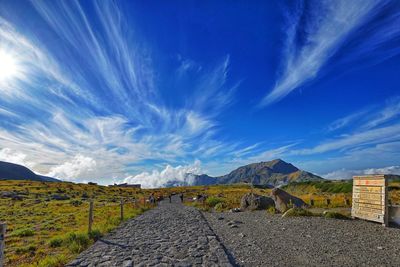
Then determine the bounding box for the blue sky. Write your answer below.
[0,0,399,187]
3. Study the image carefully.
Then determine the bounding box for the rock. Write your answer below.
[270,188,307,213]
[1,191,23,200]
[240,193,275,211]
[51,194,70,200]
[230,208,241,213]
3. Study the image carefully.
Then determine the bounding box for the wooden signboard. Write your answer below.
[351,175,388,226]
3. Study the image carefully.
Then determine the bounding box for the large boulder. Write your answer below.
[240,193,275,211]
[270,188,307,212]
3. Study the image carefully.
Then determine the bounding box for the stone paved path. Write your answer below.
[67,197,234,267]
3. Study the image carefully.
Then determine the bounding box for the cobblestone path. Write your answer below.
[67,197,234,267]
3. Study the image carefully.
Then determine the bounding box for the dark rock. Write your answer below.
[51,194,70,200]
[240,193,275,211]
[270,188,307,213]
[1,191,23,200]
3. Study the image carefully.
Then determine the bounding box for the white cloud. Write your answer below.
[47,154,97,181]
[260,0,396,106]
[0,148,35,168]
[296,124,400,155]
[123,160,202,189]
[0,2,249,184]
[323,165,400,180]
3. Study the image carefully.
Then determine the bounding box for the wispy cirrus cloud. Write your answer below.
[0,1,259,186]
[260,0,400,106]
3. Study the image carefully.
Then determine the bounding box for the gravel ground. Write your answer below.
[67,197,234,267]
[204,211,400,267]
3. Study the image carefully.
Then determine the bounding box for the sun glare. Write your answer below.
[0,50,18,82]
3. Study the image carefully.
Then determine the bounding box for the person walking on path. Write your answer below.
[168,194,172,203]
[179,193,184,203]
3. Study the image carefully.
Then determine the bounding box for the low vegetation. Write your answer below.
[282,207,315,217]
[323,211,350,220]
[0,180,153,267]
[2,179,400,266]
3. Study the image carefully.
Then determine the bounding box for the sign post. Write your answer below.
[351,175,388,226]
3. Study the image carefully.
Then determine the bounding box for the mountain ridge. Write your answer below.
[0,161,60,182]
[191,159,324,187]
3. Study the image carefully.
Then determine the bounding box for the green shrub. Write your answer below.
[13,228,35,237]
[267,206,276,214]
[282,208,314,217]
[37,255,68,267]
[214,202,227,212]
[88,229,103,241]
[65,232,90,253]
[49,237,63,248]
[206,196,224,207]
[323,211,349,220]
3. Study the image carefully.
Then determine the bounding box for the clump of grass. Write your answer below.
[206,196,224,207]
[214,202,227,212]
[48,237,63,248]
[282,208,314,217]
[88,229,103,241]
[13,228,35,237]
[266,206,276,214]
[69,200,83,206]
[15,245,36,254]
[37,255,68,267]
[323,211,349,220]
[66,232,90,253]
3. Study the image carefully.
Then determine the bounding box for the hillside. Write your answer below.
[0,161,60,182]
[192,159,323,187]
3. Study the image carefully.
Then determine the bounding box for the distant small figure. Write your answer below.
[180,193,184,203]
[149,193,156,204]
[169,194,172,203]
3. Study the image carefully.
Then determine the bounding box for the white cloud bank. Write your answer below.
[123,160,202,188]
[47,155,96,181]
[323,166,400,180]
[0,148,35,168]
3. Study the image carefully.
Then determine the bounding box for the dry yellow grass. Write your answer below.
[2,180,400,266]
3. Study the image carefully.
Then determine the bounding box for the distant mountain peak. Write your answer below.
[189,159,323,187]
[0,161,60,182]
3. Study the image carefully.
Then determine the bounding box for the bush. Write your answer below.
[214,202,227,212]
[323,211,349,220]
[282,208,314,217]
[49,237,63,248]
[13,228,35,237]
[88,229,103,241]
[206,196,224,207]
[65,232,90,253]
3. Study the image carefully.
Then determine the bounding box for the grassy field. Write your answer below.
[2,180,400,266]
[0,180,154,267]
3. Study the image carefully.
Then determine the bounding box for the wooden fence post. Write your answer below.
[326,198,331,207]
[88,200,93,233]
[0,223,6,267]
[120,198,124,221]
